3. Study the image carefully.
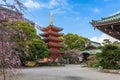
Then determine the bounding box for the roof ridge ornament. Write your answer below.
[50,11,53,25]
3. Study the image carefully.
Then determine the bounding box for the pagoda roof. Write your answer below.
[44,36,63,42]
[50,48,62,54]
[40,25,63,32]
[40,30,63,37]
[91,13,120,26]
[48,42,64,48]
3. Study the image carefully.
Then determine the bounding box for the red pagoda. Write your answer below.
[40,12,64,61]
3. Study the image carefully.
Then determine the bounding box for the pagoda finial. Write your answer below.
[50,11,53,25]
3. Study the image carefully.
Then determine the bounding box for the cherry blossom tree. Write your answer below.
[0,0,26,80]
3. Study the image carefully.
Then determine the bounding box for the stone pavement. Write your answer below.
[8,65,120,80]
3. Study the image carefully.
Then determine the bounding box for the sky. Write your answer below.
[21,0,120,43]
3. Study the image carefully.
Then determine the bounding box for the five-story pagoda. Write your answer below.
[40,12,64,61]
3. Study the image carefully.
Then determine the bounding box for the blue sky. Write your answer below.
[22,0,120,43]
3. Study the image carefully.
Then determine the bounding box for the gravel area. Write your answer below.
[6,65,120,80]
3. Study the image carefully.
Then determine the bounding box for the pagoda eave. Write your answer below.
[44,37,63,42]
[44,39,63,42]
[48,45,64,48]
[40,33,64,37]
[48,42,64,48]
[40,25,63,32]
[50,49,62,54]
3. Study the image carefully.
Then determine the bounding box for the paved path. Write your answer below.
[8,65,120,80]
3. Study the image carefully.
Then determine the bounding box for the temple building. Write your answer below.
[40,12,64,61]
[91,13,120,40]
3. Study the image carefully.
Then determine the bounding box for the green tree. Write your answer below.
[28,37,49,60]
[102,39,112,45]
[112,41,120,47]
[63,33,89,50]
[96,44,120,69]
[13,22,49,63]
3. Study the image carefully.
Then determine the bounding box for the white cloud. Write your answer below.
[90,34,119,43]
[24,0,68,14]
[48,0,71,15]
[91,8,100,13]
[24,0,42,9]
[50,0,59,7]
[24,0,67,9]
[23,0,79,15]
[48,0,67,9]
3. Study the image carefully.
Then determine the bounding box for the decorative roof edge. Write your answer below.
[91,12,120,24]
[41,24,63,30]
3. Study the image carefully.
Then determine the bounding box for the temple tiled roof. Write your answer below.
[78,49,101,54]
[91,13,120,24]
[91,12,120,40]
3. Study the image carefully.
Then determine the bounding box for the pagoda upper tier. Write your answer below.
[40,25,63,32]
[44,36,63,42]
[50,48,64,54]
[91,12,120,40]
[40,30,63,37]
[47,42,64,48]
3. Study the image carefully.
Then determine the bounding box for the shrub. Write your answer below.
[96,44,120,69]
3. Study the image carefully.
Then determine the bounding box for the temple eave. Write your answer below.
[92,20,120,27]
[94,25,120,40]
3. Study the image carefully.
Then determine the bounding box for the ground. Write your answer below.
[6,65,120,80]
